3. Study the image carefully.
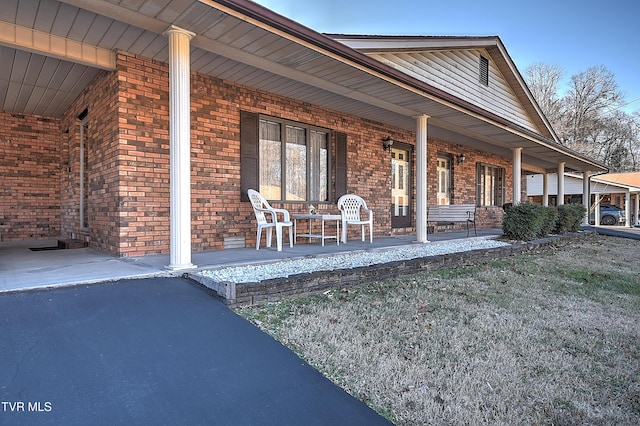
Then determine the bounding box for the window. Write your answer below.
[258,117,329,202]
[476,163,504,206]
[479,55,489,86]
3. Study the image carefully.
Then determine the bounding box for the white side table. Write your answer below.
[292,213,341,246]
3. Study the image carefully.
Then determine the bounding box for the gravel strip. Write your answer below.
[201,238,510,284]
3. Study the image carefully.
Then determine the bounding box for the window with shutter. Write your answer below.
[241,111,341,202]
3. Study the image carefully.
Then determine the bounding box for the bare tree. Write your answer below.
[560,65,625,149]
[524,63,564,128]
[525,63,639,171]
[623,112,640,171]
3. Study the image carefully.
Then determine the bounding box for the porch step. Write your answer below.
[57,239,88,249]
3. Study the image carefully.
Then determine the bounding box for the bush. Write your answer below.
[503,202,585,241]
[502,202,548,240]
[554,204,586,234]
[502,202,560,241]
[540,206,559,236]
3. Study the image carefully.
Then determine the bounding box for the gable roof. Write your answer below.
[0,0,606,173]
[326,34,557,141]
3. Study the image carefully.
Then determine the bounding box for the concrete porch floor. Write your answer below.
[0,229,503,293]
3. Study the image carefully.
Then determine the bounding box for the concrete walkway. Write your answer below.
[0,277,391,425]
[1,229,502,293]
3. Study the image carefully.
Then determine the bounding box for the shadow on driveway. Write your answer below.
[0,278,391,425]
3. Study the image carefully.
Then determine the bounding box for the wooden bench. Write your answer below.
[427,204,477,237]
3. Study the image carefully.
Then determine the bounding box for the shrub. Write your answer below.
[555,204,586,234]
[502,202,559,241]
[503,202,543,240]
[540,206,559,236]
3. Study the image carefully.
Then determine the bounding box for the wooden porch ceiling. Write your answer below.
[0,0,606,173]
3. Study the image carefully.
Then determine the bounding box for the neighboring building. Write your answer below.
[527,172,640,226]
[0,0,606,268]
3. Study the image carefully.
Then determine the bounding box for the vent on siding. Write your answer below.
[479,55,489,86]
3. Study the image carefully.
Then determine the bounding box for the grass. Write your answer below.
[235,234,640,425]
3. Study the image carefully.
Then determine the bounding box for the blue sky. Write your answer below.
[253,0,640,114]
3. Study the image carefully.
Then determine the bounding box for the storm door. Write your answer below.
[437,156,451,205]
[391,145,411,228]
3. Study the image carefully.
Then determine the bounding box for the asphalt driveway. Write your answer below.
[0,277,390,425]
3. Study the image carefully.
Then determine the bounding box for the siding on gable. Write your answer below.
[370,50,537,132]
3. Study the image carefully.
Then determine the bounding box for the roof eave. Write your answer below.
[202,1,606,172]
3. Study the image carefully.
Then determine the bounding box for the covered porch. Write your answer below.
[0,0,609,269]
[0,228,502,294]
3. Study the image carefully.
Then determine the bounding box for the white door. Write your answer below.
[437,157,450,205]
[391,147,411,227]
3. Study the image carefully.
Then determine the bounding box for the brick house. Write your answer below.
[0,0,606,268]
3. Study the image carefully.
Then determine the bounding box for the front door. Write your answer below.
[391,145,411,228]
[437,156,451,205]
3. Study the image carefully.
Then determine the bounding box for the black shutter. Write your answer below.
[335,132,347,200]
[240,111,259,201]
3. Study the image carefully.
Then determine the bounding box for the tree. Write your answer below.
[524,64,639,172]
[524,63,564,128]
[560,65,624,148]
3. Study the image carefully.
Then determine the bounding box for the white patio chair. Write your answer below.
[337,194,373,244]
[247,189,293,251]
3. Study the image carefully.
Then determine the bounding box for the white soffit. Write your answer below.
[0,21,115,70]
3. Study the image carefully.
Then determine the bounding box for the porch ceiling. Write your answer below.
[0,0,606,173]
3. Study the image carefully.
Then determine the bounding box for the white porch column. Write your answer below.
[557,162,565,206]
[415,114,429,243]
[625,192,632,227]
[164,25,196,270]
[542,172,549,207]
[512,148,522,205]
[594,193,601,226]
[582,170,590,226]
[635,194,640,226]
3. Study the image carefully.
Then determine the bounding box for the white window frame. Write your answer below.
[476,163,505,207]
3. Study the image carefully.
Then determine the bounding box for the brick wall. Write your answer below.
[75,52,515,255]
[59,67,120,253]
[425,139,512,229]
[105,53,423,254]
[189,66,420,251]
[111,52,171,256]
[0,111,61,241]
[1,51,515,254]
